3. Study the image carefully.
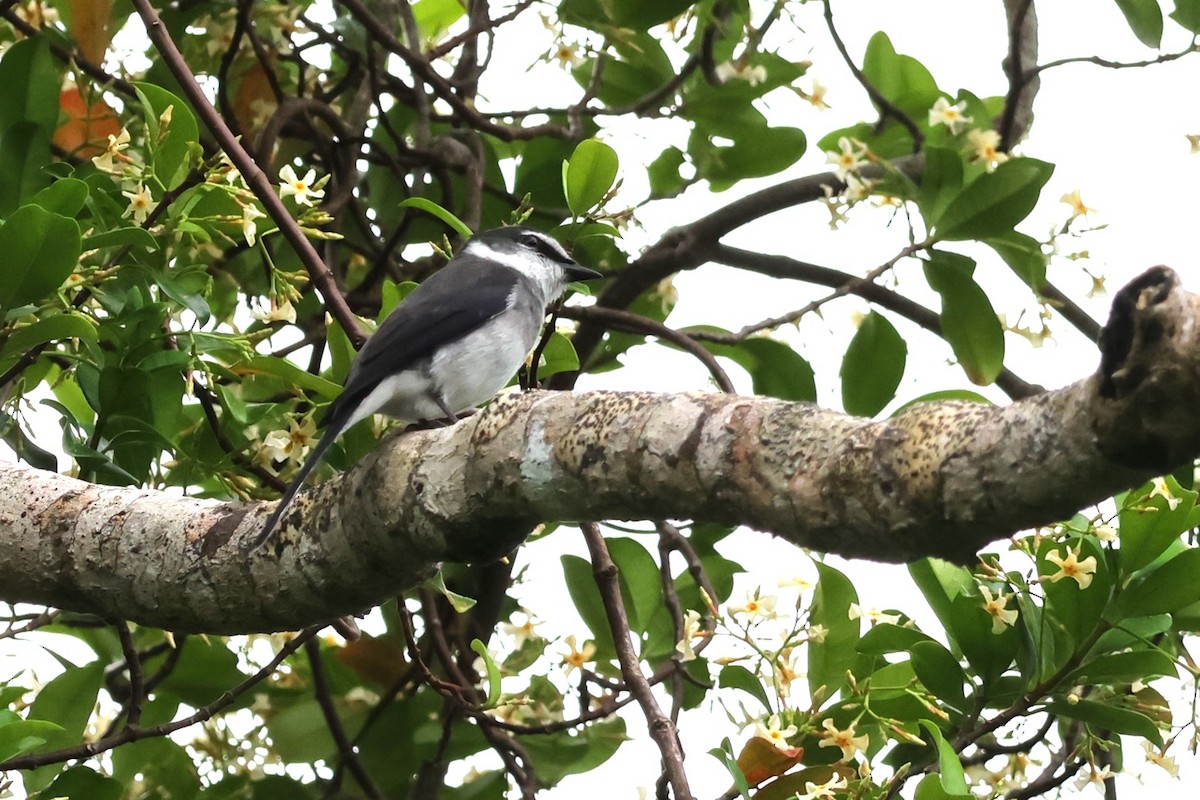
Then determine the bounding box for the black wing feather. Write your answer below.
[320,257,518,431]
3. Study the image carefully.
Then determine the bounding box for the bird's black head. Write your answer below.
[465,226,602,284]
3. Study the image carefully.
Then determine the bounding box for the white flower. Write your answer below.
[122,184,153,223]
[844,173,873,202]
[261,416,316,464]
[807,623,828,643]
[847,604,900,626]
[561,634,595,675]
[714,61,768,86]
[966,128,1008,171]
[929,97,972,134]
[1060,189,1095,220]
[241,205,266,246]
[753,713,798,749]
[825,136,867,181]
[795,775,849,799]
[279,164,325,207]
[501,613,541,645]
[818,717,869,761]
[729,590,777,620]
[1148,477,1182,510]
[92,127,130,172]
[675,609,704,662]
[979,585,1019,634]
[1142,741,1179,778]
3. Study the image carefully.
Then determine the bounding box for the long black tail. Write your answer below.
[248,424,342,550]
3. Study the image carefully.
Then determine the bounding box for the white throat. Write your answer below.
[466,241,570,302]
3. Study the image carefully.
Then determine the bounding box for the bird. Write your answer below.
[251,225,602,549]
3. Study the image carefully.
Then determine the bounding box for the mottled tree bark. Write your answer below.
[0,268,1194,634]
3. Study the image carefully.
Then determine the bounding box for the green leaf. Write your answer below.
[1044,697,1162,745]
[924,251,1005,385]
[34,766,123,800]
[242,355,342,399]
[111,737,200,800]
[1039,537,1111,648]
[1171,0,1200,32]
[83,226,160,252]
[919,720,970,795]
[0,37,59,136]
[933,158,1054,241]
[412,0,467,39]
[470,640,502,708]
[648,146,687,199]
[0,313,97,373]
[911,641,968,711]
[607,537,661,634]
[397,197,473,239]
[134,82,200,190]
[0,204,82,313]
[986,231,1047,290]
[31,178,89,217]
[520,717,628,786]
[1118,549,1200,617]
[1115,0,1164,46]
[857,623,937,655]
[1067,649,1178,685]
[563,138,619,216]
[917,147,965,223]
[840,311,906,416]
[561,554,616,659]
[698,335,817,402]
[24,662,104,792]
[718,664,771,711]
[808,562,860,699]
[0,122,53,215]
[861,32,941,118]
[690,125,806,190]
[0,714,61,761]
[560,0,695,30]
[1118,478,1199,574]
[537,331,581,378]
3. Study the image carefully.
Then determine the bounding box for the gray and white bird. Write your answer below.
[252,225,602,549]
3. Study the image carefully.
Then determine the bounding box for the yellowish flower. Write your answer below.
[241,204,266,247]
[1044,543,1098,590]
[675,609,704,662]
[1142,741,1179,778]
[825,136,867,181]
[262,415,317,464]
[122,184,154,224]
[818,717,869,761]
[729,590,777,620]
[979,585,1018,634]
[1148,477,1182,510]
[966,128,1008,171]
[92,128,130,172]
[928,96,972,134]
[501,613,540,645]
[805,79,829,110]
[796,775,849,799]
[561,634,595,675]
[753,713,798,749]
[1060,189,1095,219]
[1187,133,1200,154]
[848,603,900,626]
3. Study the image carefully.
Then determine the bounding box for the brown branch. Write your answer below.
[999,0,1040,149]
[581,522,693,799]
[115,621,146,729]
[557,305,737,393]
[129,0,367,347]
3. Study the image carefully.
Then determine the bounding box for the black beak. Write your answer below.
[565,262,603,281]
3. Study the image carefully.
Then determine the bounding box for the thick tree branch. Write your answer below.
[0,268,1196,633]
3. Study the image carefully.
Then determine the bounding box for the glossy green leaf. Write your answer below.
[917,147,964,223]
[861,32,941,117]
[911,641,968,711]
[563,138,619,216]
[397,197,473,239]
[242,355,342,399]
[933,158,1054,241]
[841,311,906,416]
[561,554,616,659]
[133,82,200,190]
[35,766,122,800]
[30,178,89,217]
[412,0,466,39]
[0,204,82,313]
[1119,549,1200,617]
[23,662,104,791]
[0,313,97,373]
[690,125,806,190]
[1044,697,1162,745]
[537,331,581,378]
[924,251,1005,385]
[919,720,970,795]
[857,623,937,655]
[470,639,502,708]
[1171,0,1200,32]
[83,226,160,252]
[0,122,53,215]
[146,637,246,708]
[986,231,1047,290]
[111,737,200,800]
[1118,478,1199,574]
[1115,0,1164,46]
[808,562,860,699]
[520,717,628,786]
[1067,649,1178,685]
[648,146,687,199]
[699,335,817,402]
[718,664,771,712]
[0,713,61,761]
[606,537,662,634]
[560,0,695,30]
[0,37,58,136]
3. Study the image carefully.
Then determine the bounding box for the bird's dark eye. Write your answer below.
[519,234,541,249]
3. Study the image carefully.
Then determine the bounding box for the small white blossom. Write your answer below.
[818,718,869,761]
[753,713,798,749]
[122,184,153,223]
[675,609,704,662]
[928,96,972,134]
[279,164,326,207]
[979,585,1019,634]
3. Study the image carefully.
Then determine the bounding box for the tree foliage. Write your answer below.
[0,0,1198,798]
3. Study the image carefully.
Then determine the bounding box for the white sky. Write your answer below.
[4,1,1200,797]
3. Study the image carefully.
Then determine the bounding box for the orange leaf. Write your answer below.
[68,0,113,65]
[736,736,805,787]
[335,635,410,686]
[232,59,279,143]
[53,87,121,159]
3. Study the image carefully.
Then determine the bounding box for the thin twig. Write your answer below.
[0,627,319,770]
[581,522,693,799]
[114,621,147,729]
[304,638,386,800]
